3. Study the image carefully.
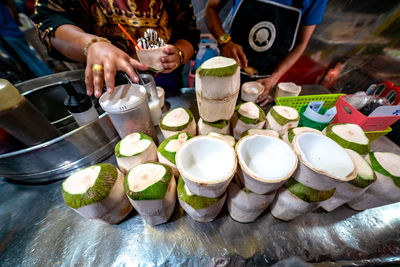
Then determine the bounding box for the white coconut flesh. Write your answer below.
[161,108,190,128]
[278,82,301,93]
[238,102,260,120]
[63,165,100,194]
[207,132,236,147]
[345,149,375,181]
[243,82,263,95]
[294,132,355,180]
[119,133,151,156]
[127,163,166,192]
[242,129,280,138]
[374,152,400,178]
[236,135,297,182]
[330,124,368,145]
[164,133,188,152]
[176,137,236,183]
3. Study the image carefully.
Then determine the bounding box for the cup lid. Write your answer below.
[99,84,147,113]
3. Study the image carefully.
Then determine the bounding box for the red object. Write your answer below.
[117,24,141,50]
[379,81,400,105]
[333,95,400,131]
[278,56,327,85]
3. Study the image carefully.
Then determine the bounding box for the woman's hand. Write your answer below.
[160,45,181,73]
[85,41,148,98]
[221,41,248,69]
[256,75,279,106]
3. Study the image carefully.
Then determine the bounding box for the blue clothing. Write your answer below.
[232,0,327,26]
[0,1,24,38]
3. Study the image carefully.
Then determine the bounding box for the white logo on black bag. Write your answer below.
[249,21,276,52]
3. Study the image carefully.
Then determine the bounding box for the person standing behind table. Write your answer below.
[31,0,200,98]
[0,0,52,77]
[206,0,327,106]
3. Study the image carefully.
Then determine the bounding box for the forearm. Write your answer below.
[174,39,194,64]
[205,0,228,39]
[51,25,97,62]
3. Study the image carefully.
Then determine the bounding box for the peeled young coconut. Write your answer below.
[323,123,370,155]
[292,132,357,191]
[124,162,176,226]
[270,178,335,221]
[274,82,301,100]
[282,127,322,144]
[265,106,299,136]
[198,118,230,135]
[62,163,132,224]
[319,149,376,212]
[241,81,264,102]
[176,136,237,198]
[207,132,236,147]
[195,56,240,122]
[157,132,192,177]
[235,134,298,194]
[348,152,400,210]
[159,107,196,139]
[115,132,157,174]
[227,175,275,223]
[240,129,280,139]
[177,176,226,222]
[231,102,266,140]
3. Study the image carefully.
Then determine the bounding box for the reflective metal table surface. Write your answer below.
[0,88,399,266]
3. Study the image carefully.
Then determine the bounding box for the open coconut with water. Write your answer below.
[62,163,132,224]
[265,105,300,136]
[235,134,298,194]
[176,136,237,198]
[124,162,176,226]
[115,132,157,174]
[231,102,266,140]
[241,81,264,102]
[159,107,196,139]
[157,132,192,177]
[177,176,226,222]
[198,118,230,135]
[348,151,400,210]
[196,56,240,122]
[319,149,376,212]
[227,175,276,223]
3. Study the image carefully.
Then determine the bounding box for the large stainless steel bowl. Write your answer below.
[0,70,120,183]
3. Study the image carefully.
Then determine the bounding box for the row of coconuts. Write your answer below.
[61,105,400,225]
[61,56,400,225]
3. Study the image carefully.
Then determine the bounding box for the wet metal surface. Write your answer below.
[1,88,400,266]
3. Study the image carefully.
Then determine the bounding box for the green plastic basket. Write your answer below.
[276,94,392,143]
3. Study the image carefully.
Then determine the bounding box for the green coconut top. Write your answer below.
[158,132,192,164]
[369,152,400,188]
[283,178,336,203]
[324,123,370,155]
[269,106,300,126]
[234,102,266,125]
[177,176,221,210]
[196,56,238,77]
[62,163,118,209]
[115,132,154,158]
[240,129,280,139]
[203,119,230,129]
[124,162,173,200]
[160,107,194,132]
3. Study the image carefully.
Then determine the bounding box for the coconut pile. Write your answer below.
[60,57,400,225]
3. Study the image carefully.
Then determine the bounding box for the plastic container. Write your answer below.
[333,95,400,131]
[0,79,61,146]
[139,74,162,126]
[62,80,98,127]
[298,105,333,131]
[99,84,157,142]
[276,94,392,141]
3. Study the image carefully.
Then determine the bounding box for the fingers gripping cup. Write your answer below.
[99,84,157,142]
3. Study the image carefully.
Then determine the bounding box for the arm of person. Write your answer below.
[206,0,247,68]
[256,25,316,106]
[161,0,200,73]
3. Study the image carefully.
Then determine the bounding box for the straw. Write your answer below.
[117,23,141,51]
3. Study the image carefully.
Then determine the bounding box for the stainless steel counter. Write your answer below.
[1,88,400,266]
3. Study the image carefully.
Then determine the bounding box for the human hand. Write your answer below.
[220,41,248,69]
[256,76,279,106]
[85,41,148,98]
[160,45,181,74]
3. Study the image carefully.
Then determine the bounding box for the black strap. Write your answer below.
[292,0,303,9]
